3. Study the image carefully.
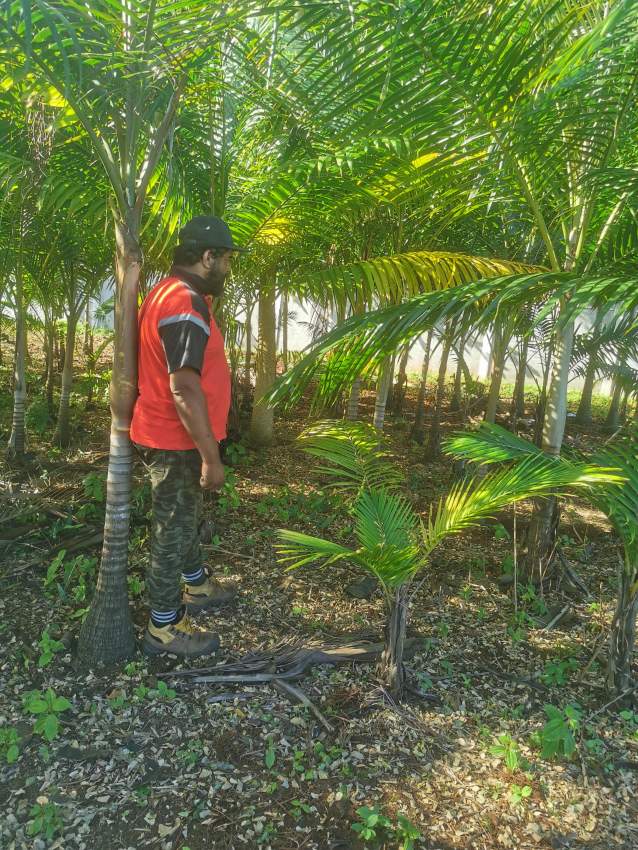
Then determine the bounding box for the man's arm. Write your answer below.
[170,367,225,491]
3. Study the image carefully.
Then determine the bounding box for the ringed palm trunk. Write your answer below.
[77,213,140,667]
[606,557,638,694]
[425,326,454,460]
[523,319,574,584]
[604,377,623,433]
[410,329,433,444]
[373,357,394,432]
[8,275,27,456]
[250,274,277,446]
[378,583,409,701]
[54,310,79,447]
[346,378,362,421]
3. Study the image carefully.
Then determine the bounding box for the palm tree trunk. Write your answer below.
[606,558,638,694]
[8,274,27,456]
[524,319,574,584]
[57,325,66,374]
[44,313,55,414]
[379,583,409,701]
[83,300,93,357]
[392,343,411,414]
[250,273,277,446]
[280,290,289,373]
[449,333,467,413]
[604,377,623,433]
[510,336,529,429]
[242,299,254,410]
[77,213,140,667]
[425,326,454,459]
[373,357,394,432]
[575,352,597,426]
[54,311,79,447]
[485,323,510,424]
[346,378,362,421]
[410,329,433,444]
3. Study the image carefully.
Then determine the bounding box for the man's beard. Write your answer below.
[202,266,226,297]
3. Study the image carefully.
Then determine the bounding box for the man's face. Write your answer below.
[201,249,233,297]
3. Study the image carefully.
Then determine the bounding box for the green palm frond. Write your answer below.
[297,420,402,492]
[592,428,638,560]
[442,423,541,466]
[275,530,353,571]
[421,454,622,561]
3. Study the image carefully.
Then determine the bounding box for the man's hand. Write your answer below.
[200,458,225,491]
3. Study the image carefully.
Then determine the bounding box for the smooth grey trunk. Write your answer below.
[606,558,638,694]
[485,323,510,424]
[604,377,623,433]
[449,333,467,413]
[379,584,409,701]
[410,329,433,444]
[425,326,453,459]
[250,275,277,446]
[576,309,604,426]
[44,314,55,414]
[280,291,289,372]
[77,214,140,667]
[373,357,394,432]
[524,319,574,583]
[83,300,93,357]
[54,312,79,447]
[510,336,530,426]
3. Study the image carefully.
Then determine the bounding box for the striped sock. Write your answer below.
[182,566,205,586]
[151,609,178,627]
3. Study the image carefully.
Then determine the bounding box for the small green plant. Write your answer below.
[177,740,203,767]
[396,814,421,849]
[23,688,72,741]
[521,582,548,616]
[45,552,98,601]
[264,737,276,769]
[619,709,638,730]
[37,629,65,668]
[351,806,393,842]
[493,523,510,541]
[540,658,578,686]
[224,440,248,466]
[83,471,106,502]
[148,680,176,700]
[501,553,515,575]
[290,799,313,820]
[218,469,241,513]
[508,784,532,806]
[27,800,64,840]
[489,734,522,772]
[0,726,20,763]
[536,704,580,760]
[128,574,145,597]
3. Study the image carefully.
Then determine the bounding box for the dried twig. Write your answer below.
[273,679,334,732]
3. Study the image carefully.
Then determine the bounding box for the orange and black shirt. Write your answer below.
[130,268,231,450]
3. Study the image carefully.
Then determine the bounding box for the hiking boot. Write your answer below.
[143,613,220,657]
[183,570,237,612]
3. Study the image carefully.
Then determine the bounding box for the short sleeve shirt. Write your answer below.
[130,273,231,450]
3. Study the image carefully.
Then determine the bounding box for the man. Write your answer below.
[131,215,246,657]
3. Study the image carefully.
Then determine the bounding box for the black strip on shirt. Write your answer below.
[159,321,209,374]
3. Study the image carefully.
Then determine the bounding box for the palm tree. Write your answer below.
[443,422,638,694]
[2,0,249,665]
[277,422,615,700]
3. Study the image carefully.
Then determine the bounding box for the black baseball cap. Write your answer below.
[178,215,248,253]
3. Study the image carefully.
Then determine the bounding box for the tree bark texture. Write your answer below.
[484,323,510,424]
[250,276,277,446]
[373,357,394,433]
[604,377,623,433]
[379,584,410,701]
[77,214,140,667]
[54,312,79,447]
[410,329,433,444]
[606,559,638,694]
[425,327,453,459]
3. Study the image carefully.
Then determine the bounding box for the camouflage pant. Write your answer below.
[135,445,203,612]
